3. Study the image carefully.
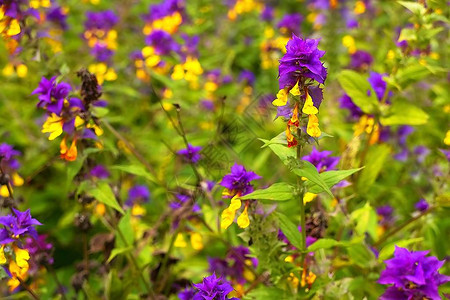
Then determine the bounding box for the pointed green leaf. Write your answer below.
[306,168,363,194]
[240,183,294,201]
[276,212,303,250]
[380,101,429,126]
[357,144,390,193]
[351,202,377,240]
[306,238,344,252]
[110,165,156,183]
[88,182,124,214]
[292,161,333,197]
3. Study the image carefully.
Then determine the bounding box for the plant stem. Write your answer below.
[17,277,40,300]
[296,128,307,263]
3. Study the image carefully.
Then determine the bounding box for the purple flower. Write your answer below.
[125,185,150,207]
[32,76,72,115]
[90,165,110,179]
[84,10,118,31]
[91,44,114,62]
[302,147,339,173]
[46,6,68,30]
[178,286,196,300]
[278,35,327,89]
[261,6,274,22]
[277,13,303,36]
[193,273,237,300]
[397,125,414,146]
[0,143,21,170]
[339,93,364,119]
[368,72,391,101]
[349,50,373,70]
[414,146,430,163]
[219,164,261,197]
[170,194,201,213]
[415,199,429,212]
[439,149,450,161]
[275,100,293,120]
[145,30,180,55]
[180,33,200,58]
[177,144,202,164]
[25,235,54,273]
[377,205,394,227]
[0,209,42,244]
[379,246,450,300]
[238,70,255,86]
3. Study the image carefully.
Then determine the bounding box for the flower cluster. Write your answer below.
[0,209,42,291]
[84,10,119,84]
[179,273,239,300]
[220,163,261,229]
[226,0,262,21]
[32,73,104,162]
[177,144,202,164]
[273,35,327,146]
[378,246,450,299]
[125,185,150,217]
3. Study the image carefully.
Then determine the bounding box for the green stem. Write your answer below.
[296,128,307,262]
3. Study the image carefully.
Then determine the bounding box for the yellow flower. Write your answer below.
[237,206,250,228]
[12,173,23,186]
[0,245,6,264]
[174,233,187,248]
[342,35,356,54]
[60,137,78,161]
[272,88,288,106]
[306,114,321,138]
[6,19,21,36]
[290,81,301,96]
[16,64,27,78]
[303,192,317,204]
[190,232,203,250]
[444,130,450,145]
[221,208,236,230]
[302,93,318,115]
[41,114,64,140]
[354,1,366,14]
[131,204,146,217]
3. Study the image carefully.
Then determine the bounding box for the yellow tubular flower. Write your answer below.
[174,233,187,248]
[221,208,236,230]
[6,19,21,36]
[272,88,288,106]
[302,93,318,115]
[237,206,250,228]
[303,192,317,204]
[0,245,6,264]
[190,232,203,250]
[41,114,64,140]
[13,246,30,269]
[307,114,321,137]
[444,130,450,145]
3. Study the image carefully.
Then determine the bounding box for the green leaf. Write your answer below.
[107,247,133,263]
[392,64,431,89]
[380,100,429,126]
[307,238,343,252]
[267,143,296,166]
[306,168,363,194]
[92,106,109,118]
[259,131,287,148]
[244,286,289,299]
[87,182,124,214]
[110,165,156,183]
[378,238,423,261]
[351,202,377,240]
[398,1,426,15]
[347,244,376,268]
[337,70,379,114]
[66,157,84,189]
[116,210,134,248]
[292,161,333,197]
[240,183,294,201]
[357,144,390,193]
[276,212,303,250]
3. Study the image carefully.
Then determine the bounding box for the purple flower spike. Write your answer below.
[415,199,429,212]
[0,209,42,244]
[192,273,238,300]
[278,35,327,89]
[219,163,261,197]
[379,246,450,300]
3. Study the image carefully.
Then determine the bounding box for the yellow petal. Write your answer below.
[0,245,6,264]
[2,63,14,76]
[302,93,318,115]
[303,192,317,204]
[6,19,20,36]
[237,207,250,228]
[290,82,300,96]
[12,173,23,186]
[16,64,27,78]
[174,233,187,248]
[190,232,203,250]
[307,114,321,138]
[14,247,29,269]
[272,89,288,107]
[0,185,9,197]
[221,208,236,230]
[229,196,242,211]
[131,204,146,216]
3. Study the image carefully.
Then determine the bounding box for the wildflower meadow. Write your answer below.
[0,0,449,299]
